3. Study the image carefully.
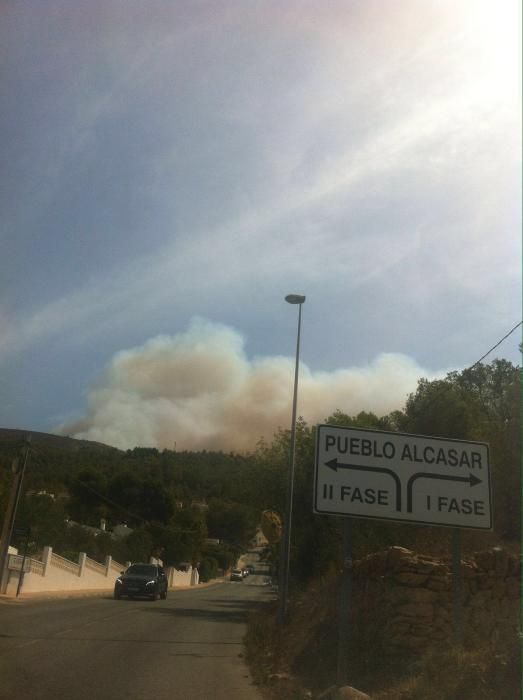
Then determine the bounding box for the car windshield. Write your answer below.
[126,565,157,576]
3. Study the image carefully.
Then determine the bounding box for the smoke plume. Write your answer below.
[59,319,442,452]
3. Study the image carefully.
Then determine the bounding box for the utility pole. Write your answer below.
[0,436,31,594]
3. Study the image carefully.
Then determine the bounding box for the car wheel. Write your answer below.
[160,589,167,600]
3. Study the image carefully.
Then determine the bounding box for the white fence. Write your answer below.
[3,546,198,596]
[51,552,81,576]
[4,547,124,595]
[84,556,107,576]
[29,559,45,575]
[166,565,199,588]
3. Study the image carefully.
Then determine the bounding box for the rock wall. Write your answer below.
[350,546,520,655]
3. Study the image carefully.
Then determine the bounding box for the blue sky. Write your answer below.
[1,1,521,450]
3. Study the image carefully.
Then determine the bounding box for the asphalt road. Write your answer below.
[0,562,273,700]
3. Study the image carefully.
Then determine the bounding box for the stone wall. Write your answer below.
[350,546,520,655]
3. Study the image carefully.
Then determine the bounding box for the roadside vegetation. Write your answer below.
[244,359,521,698]
[245,579,520,699]
[0,439,260,569]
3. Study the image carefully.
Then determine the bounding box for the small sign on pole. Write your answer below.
[7,554,31,573]
[13,527,30,538]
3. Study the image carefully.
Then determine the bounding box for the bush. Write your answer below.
[198,556,219,582]
[202,543,237,571]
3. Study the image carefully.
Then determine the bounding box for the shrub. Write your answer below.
[198,556,219,582]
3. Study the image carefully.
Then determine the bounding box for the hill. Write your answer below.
[0,428,120,453]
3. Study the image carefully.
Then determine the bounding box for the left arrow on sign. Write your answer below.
[406,472,482,513]
[324,459,402,512]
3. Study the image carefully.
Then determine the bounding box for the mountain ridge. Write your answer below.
[0,428,120,453]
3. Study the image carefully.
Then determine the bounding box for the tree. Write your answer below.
[106,471,175,524]
[398,360,520,539]
[401,378,477,439]
[198,557,218,582]
[67,469,110,526]
[121,527,154,563]
[206,499,257,548]
[16,493,67,553]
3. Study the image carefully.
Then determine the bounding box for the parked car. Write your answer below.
[230,568,243,581]
[114,563,167,600]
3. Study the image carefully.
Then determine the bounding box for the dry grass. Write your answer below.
[245,577,521,700]
[372,641,520,700]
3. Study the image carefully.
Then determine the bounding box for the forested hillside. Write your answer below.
[0,359,519,584]
[0,432,260,579]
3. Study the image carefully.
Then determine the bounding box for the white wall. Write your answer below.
[165,565,198,587]
[5,547,200,596]
[6,548,124,596]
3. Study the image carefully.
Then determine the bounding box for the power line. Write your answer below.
[76,482,199,534]
[77,481,146,523]
[468,320,522,370]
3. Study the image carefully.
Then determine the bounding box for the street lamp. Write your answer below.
[278,293,306,624]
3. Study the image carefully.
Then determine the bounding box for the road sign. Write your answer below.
[314,425,492,530]
[13,527,29,537]
[7,554,31,572]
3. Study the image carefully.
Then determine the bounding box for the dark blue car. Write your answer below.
[114,563,167,600]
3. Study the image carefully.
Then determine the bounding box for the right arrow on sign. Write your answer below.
[324,459,402,512]
[406,472,482,513]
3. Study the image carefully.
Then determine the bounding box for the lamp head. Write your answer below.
[285,294,306,304]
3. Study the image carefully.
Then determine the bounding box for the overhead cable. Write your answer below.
[468,320,522,370]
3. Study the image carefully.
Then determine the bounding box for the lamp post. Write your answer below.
[278,293,306,624]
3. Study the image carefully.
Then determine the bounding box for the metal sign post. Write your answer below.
[337,518,352,687]
[452,529,464,645]
[15,536,30,598]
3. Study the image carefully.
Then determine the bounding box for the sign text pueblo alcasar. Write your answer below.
[314,425,492,529]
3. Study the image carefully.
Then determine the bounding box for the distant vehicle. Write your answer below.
[242,567,249,577]
[230,568,243,581]
[114,563,167,600]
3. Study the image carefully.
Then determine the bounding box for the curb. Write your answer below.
[0,578,226,603]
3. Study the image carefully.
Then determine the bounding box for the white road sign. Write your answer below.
[314,425,492,530]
